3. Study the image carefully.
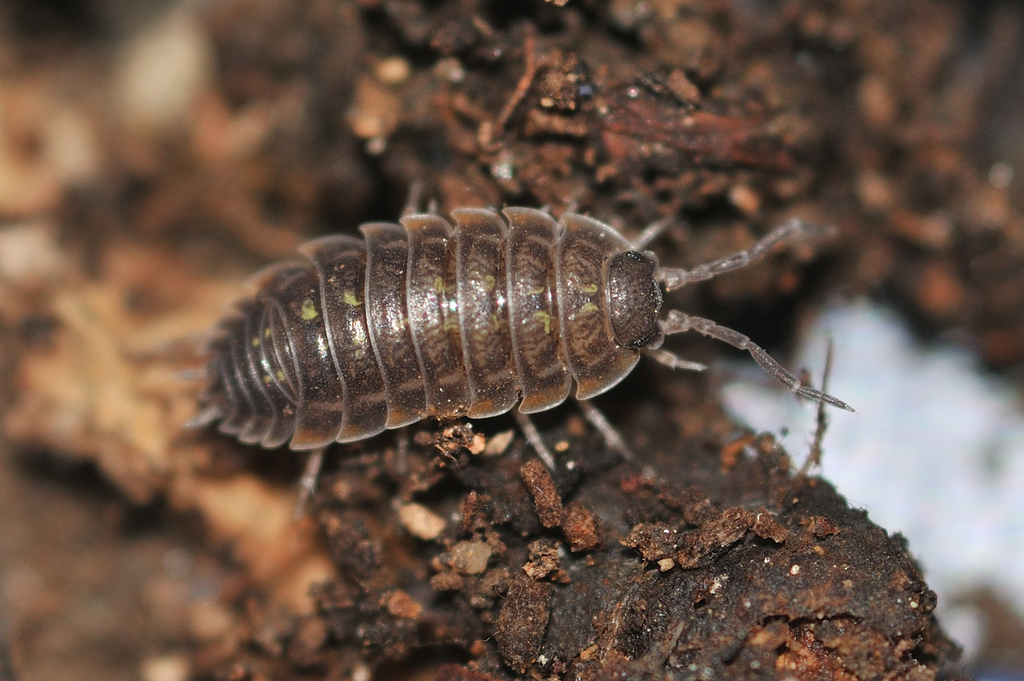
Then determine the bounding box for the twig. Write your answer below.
[799,337,835,477]
[479,24,538,150]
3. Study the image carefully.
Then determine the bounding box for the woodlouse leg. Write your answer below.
[643,347,707,373]
[660,310,855,412]
[401,181,438,217]
[395,427,410,477]
[576,399,634,461]
[295,447,326,520]
[630,217,675,250]
[514,410,557,470]
[402,180,425,216]
[656,218,824,291]
[184,404,223,429]
[175,367,208,383]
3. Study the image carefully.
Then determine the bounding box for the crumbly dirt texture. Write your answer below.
[1,0,1021,678]
[247,427,958,681]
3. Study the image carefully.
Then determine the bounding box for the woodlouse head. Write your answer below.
[606,250,664,350]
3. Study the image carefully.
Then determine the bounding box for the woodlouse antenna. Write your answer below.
[656,218,826,291]
[648,217,852,412]
[660,310,854,412]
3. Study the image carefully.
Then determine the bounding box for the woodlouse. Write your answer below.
[192,207,851,467]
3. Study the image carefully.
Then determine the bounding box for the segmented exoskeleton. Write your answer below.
[193,207,851,466]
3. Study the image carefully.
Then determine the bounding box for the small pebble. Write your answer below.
[140,654,190,681]
[449,541,492,574]
[399,503,446,540]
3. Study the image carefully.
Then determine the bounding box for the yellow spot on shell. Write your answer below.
[263,374,273,384]
[264,327,271,339]
[434,277,445,294]
[251,336,260,347]
[301,298,319,320]
[582,283,598,293]
[533,311,551,334]
[275,370,286,382]
[582,302,599,314]
[343,290,362,306]
[490,314,500,331]
[484,275,496,291]
[527,286,546,295]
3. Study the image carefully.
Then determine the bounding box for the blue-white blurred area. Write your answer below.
[722,300,1024,676]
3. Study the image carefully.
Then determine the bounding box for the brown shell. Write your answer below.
[200,208,659,450]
